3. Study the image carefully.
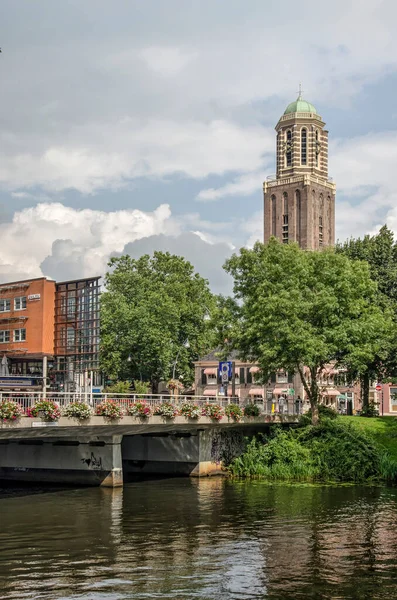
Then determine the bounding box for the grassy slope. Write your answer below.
[340,416,397,461]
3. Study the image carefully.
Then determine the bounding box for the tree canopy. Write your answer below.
[336,225,397,408]
[100,252,215,390]
[223,239,393,423]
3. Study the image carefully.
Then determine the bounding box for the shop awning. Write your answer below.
[249,387,264,396]
[204,367,217,375]
[324,388,340,396]
[227,388,241,397]
[272,387,289,395]
[203,388,217,396]
[249,366,260,373]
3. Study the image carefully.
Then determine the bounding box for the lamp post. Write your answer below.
[172,340,189,380]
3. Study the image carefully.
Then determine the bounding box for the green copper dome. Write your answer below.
[284,95,317,115]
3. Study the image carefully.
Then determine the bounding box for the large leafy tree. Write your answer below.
[336,226,397,409]
[100,252,215,391]
[223,239,392,424]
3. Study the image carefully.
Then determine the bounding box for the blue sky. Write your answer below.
[1,0,397,294]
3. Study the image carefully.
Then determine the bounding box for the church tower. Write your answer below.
[263,89,335,249]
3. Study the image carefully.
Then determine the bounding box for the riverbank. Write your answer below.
[228,415,397,483]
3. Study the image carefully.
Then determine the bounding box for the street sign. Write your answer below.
[219,361,232,383]
[376,384,382,391]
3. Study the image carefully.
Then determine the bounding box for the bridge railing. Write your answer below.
[0,391,303,415]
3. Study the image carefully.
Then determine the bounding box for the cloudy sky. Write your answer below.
[1,0,397,294]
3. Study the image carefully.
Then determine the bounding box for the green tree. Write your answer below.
[336,226,397,410]
[100,252,215,391]
[223,239,392,424]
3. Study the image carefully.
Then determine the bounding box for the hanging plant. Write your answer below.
[95,399,123,419]
[27,400,61,422]
[153,402,179,418]
[126,402,152,418]
[202,403,224,422]
[179,403,201,419]
[0,400,24,422]
[63,402,92,420]
[225,403,243,422]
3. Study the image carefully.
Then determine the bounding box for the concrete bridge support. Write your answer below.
[0,435,123,487]
[122,428,245,477]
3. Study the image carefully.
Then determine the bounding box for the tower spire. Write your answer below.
[297,82,304,100]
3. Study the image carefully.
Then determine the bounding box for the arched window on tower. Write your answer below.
[301,128,307,165]
[286,130,292,167]
[271,195,277,236]
[282,192,288,244]
[295,190,301,243]
[315,130,319,168]
[319,193,324,247]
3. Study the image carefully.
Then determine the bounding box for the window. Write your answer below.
[271,195,277,236]
[67,327,75,349]
[277,370,288,384]
[0,299,10,312]
[14,328,26,342]
[286,130,292,167]
[319,215,323,247]
[0,330,10,343]
[315,130,319,167]
[239,367,245,384]
[14,296,27,311]
[301,128,307,165]
[282,193,289,243]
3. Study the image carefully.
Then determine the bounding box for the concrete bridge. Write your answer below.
[0,413,298,487]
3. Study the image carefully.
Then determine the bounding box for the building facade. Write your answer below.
[0,276,100,391]
[263,91,336,249]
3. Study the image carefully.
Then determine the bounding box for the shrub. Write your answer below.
[360,402,379,417]
[179,403,201,419]
[0,400,24,422]
[95,399,123,419]
[299,403,338,425]
[225,403,243,422]
[153,402,179,418]
[126,401,152,418]
[243,403,261,417]
[202,403,224,421]
[27,399,61,422]
[103,381,131,394]
[133,380,150,396]
[63,402,92,420]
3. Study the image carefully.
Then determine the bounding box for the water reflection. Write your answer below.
[0,479,396,599]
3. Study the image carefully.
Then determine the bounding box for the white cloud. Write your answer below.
[139,46,198,77]
[0,202,177,282]
[0,120,270,194]
[197,170,265,202]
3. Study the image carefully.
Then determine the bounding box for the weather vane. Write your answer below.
[297,83,304,98]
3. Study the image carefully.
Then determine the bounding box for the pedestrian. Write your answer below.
[295,395,302,414]
[278,394,285,414]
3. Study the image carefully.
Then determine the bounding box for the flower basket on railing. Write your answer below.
[0,400,24,422]
[179,403,201,420]
[126,402,152,419]
[63,402,92,420]
[225,403,243,422]
[243,403,261,417]
[166,379,184,398]
[27,400,61,422]
[202,403,224,422]
[95,399,123,420]
[153,402,179,419]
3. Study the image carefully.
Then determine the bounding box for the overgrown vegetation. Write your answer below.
[228,416,397,484]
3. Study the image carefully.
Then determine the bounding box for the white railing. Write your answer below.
[0,391,302,416]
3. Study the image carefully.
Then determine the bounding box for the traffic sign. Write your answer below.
[219,361,232,383]
[376,383,382,391]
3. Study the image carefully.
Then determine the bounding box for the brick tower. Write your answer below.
[263,89,335,249]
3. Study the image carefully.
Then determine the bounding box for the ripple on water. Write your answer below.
[0,480,397,599]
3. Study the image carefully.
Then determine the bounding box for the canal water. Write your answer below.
[0,479,397,600]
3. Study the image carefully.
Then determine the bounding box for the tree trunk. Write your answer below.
[310,399,319,426]
[361,372,370,414]
[310,367,320,426]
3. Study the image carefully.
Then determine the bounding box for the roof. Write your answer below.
[284,94,317,115]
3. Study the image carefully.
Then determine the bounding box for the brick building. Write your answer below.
[0,276,100,391]
[263,89,336,249]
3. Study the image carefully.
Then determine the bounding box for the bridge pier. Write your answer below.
[0,435,123,487]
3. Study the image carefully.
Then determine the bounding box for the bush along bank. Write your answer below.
[228,418,397,484]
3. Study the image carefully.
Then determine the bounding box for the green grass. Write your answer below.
[339,416,397,461]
